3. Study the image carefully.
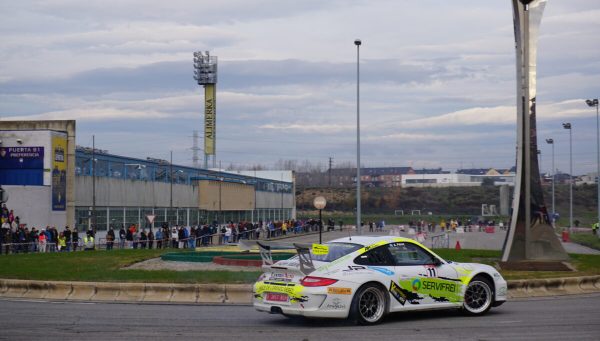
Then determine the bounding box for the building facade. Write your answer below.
[0,122,295,232]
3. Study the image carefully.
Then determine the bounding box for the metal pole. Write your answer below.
[219,160,222,225]
[355,39,362,235]
[319,209,322,244]
[170,150,173,226]
[551,141,555,222]
[569,127,573,231]
[92,135,96,232]
[596,102,599,226]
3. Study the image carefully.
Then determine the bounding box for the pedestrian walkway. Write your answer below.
[276,226,600,255]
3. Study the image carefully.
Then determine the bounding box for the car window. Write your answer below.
[311,242,363,262]
[387,242,436,266]
[354,245,393,266]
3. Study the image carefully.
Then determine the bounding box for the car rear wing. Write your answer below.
[239,240,316,275]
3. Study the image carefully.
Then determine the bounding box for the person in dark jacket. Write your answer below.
[106,227,115,250]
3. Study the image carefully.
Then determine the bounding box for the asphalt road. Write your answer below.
[1,294,599,340]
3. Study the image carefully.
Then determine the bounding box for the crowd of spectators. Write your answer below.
[0,217,339,254]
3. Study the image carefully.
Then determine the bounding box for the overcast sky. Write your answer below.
[0,0,599,174]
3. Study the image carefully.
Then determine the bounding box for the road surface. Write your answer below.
[1,293,599,340]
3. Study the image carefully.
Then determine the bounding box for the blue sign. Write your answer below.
[0,147,44,169]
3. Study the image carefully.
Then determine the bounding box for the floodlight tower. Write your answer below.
[193,51,218,169]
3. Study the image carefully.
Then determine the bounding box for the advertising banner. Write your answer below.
[204,84,216,155]
[52,133,67,211]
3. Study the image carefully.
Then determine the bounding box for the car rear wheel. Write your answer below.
[463,276,494,315]
[350,283,387,325]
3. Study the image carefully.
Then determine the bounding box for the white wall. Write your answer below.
[2,185,66,228]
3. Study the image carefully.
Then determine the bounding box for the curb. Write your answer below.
[1,276,599,304]
[0,279,252,304]
[506,276,600,298]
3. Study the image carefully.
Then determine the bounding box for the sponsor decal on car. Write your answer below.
[325,297,347,310]
[268,273,295,282]
[390,280,422,305]
[312,244,329,255]
[254,282,308,303]
[398,277,463,302]
[368,266,395,276]
[327,287,352,295]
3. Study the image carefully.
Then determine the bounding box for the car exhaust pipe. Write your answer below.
[270,306,283,315]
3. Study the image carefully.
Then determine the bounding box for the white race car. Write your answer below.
[253,235,507,325]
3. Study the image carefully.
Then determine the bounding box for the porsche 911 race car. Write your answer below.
[252,236,507,325]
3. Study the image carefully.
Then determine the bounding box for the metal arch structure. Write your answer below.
[501,0,568,262]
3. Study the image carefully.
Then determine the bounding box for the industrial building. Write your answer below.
[0,121,295,232]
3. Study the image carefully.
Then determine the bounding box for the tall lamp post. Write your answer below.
[92,135,96,233]
[545,138,555,225]
[354,38,362,235]
[586,98,599,226]
[313,196,327,244]
[170,151,173,226]
[562,122,573,231]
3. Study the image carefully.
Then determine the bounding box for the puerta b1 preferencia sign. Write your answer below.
[0,146,45,187]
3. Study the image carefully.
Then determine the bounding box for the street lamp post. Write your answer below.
[586,98,599,227]
[563,123,573,231]
[354,38,362,235]
[92,135,96,233]
[170,151,173,226]
[545,138,555,225]
[313,196,327,244]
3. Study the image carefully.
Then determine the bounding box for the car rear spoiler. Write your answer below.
[239,240,316,275]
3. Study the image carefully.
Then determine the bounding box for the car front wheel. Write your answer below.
[462,276,494,315]
[350,283,387,325]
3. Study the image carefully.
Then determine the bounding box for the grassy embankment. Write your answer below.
[0,248,598,283]
[0,249,260,284]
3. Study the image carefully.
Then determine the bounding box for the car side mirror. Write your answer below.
[431,257,443,267]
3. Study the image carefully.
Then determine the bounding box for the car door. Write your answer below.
[386,241,462,311]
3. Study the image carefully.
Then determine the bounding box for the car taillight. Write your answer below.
[300,276,338,287]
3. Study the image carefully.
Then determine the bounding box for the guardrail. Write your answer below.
[0,223,331,255]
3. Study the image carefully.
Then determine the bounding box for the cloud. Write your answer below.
[2,107,169,121]
[259,123,353,133]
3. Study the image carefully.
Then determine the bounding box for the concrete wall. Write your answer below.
[76,176,198,207]
[198,181,254,211]
[256,191,293,209]
[1,185,66,228]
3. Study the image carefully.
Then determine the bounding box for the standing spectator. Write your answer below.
[119,226,126,249]
[171,227,178,248]
[148,229,155,249]
[30,227,39,252]
[72,228,79,251]
[155,228,162,249]
[140,229,147,249]
[224,225,232,244]
[188,227,196,249]
[58,232,66,251]
[38,228,47,252]
[106,227,115,250]
[64,226,72,251]
[132,228,139,249]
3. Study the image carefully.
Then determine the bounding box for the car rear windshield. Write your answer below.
[311,242,362,262]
